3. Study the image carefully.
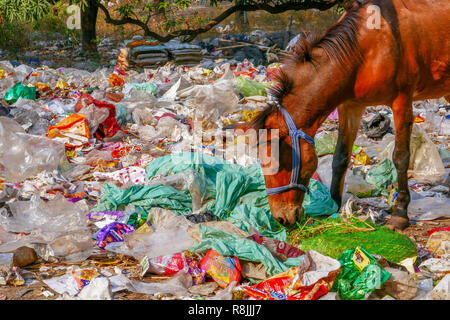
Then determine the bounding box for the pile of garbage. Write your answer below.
[0,44,449,300]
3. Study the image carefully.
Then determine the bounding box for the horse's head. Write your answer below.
[230,31,352,225]
[231,98,319,226]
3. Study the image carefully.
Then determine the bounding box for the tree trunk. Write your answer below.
[234,0,249,32]
[81,0,99,53]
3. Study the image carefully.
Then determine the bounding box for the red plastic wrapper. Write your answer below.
[72,268,101,290]
[148,252,188,276]
[241,251,340,300]
[241,268,329,300]
[427,226,450,236]
[247,233,305,261]
[144,252,206,285]
[199,249,241,288]
[75,94,121,138]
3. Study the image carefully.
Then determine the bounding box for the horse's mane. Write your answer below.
[246,2,367,131]
[270,5,365,101]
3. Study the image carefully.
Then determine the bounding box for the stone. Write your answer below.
[12,246,38,268]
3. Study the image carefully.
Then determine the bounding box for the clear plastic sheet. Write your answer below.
[0,194,93,261]
[109,271,192,296]
[177,72,239,125]
[78,104,110,136]
[147,169,207,213]
[0,117,66,182]
[408,197,450,221]
[378,125,446,182]
[105,208,194,260]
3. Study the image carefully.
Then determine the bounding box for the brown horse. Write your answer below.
[234,0,450,231]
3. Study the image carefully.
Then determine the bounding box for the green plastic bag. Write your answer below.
[333,247,391,300]
[123,82,157,97]
[190,225,302,276]
[126,207,149,229]
[314,131,338,156]
[438,147,450,160]
[235,76,267,97]
[303,179,339,216]
[4,83,36,104]
[94,183,192,214]
[144,152,286,241]
[115,104,128,126]
[365,158,398,190]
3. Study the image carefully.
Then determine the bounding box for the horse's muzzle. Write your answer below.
[269,202,305,226]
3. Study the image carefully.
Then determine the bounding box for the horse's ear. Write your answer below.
[343,0,366,11]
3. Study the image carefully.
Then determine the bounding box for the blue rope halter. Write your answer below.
[266,101,315,196]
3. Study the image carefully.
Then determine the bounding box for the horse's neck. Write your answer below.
[288,60,355,135]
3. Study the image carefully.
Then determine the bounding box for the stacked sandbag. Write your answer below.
[165,40,203,67]
[125,39,169,68]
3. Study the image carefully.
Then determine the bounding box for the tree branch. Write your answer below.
[97,0,343,42]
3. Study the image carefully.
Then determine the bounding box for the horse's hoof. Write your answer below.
[386,215,410,231]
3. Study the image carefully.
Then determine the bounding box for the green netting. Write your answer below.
[289,217,416,263]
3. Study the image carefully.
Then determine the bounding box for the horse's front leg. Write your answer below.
[330,103,365,207]
[387,93,413,231]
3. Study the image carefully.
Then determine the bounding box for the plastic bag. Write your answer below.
[147,169,207,214]
[0,117,66,182]
[429,274,450,300]
[200,249,242,288]
[104,209,194,260]
[160,76,192,101]
[0,194,93,261]
[426,231,450,257]
[333,247,391,300]
[109,271,192,296]
[142,152,286,241]
[408,197,450,221]
[247,232,305,262]
[377,125,446,182]
[123,82,157,97]
[1,193,88,234]
[379,266,418,300]
[78,103,110,135]
[72,268,102,290]
[315,155,334,190]
[362,113,391,139]
[177,79,239,124]
[144,252,189,276]
[345,172,378,198]
[241,250,340,300]
[47,113,90,147]
[190,225,295,277]
[365,158,397,190]
[8,107,50,135]
[303,179,339,216]
[314,131,338,156]
[235,76,267,97]
[95,223,135,249]
[3,83,36,104]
